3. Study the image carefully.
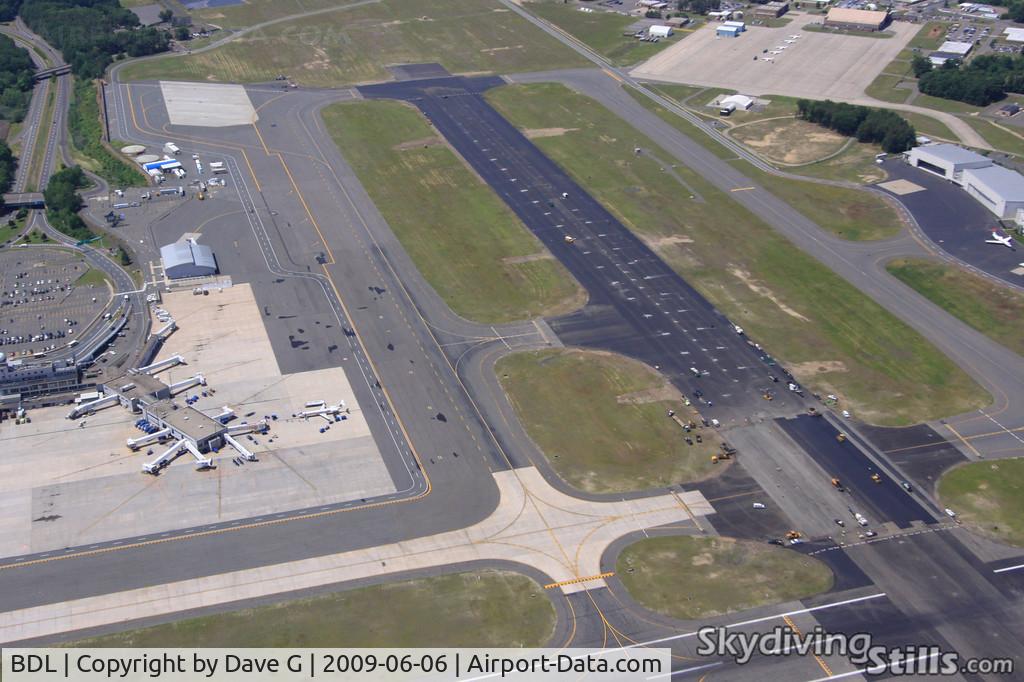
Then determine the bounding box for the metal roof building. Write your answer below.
[906,144,992,183]
[824,8,891,31]
[160,238,217,279]
[961,164,1024,220]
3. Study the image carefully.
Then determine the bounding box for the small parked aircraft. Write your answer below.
[986,231,1015,249]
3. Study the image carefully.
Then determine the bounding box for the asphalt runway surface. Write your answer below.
[360,75,803,425]
[878,160,1024,288]
[860,423,969,494]
[777,415,935,529]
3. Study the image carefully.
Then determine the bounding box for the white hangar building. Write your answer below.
[908,143,1024,221]
[961,165,1024,221]
[906,144,992,182]
[160,237,217,279]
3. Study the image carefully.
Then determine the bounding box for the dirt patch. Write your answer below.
[502,252,554,265]
[732,120,846,165]
[643,234,694,248]
[787,360,849,375]
[523,127,578,139]
[617,384,680,405]
[482,45,524,53]
[729,267,810,322]
[393,136,442,151]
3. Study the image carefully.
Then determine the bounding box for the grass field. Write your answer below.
[909,21,947,51]
[486,83,989,425]
[730,118,847,165]
[527,1,681,65]
[788,142,887,185]
[734,163,901,240]
[887,258,1024,356]
[65,570,556,647]
[322,100,583,324]
[75,268,111,289]
[120,0,588,86]
[959,117,1024,157]
[616,536,833,620]
[496,349,719,493]
[898,111,957,141]
[939,459,1024,547]
[865,73,912,104]
[912,93,980,115]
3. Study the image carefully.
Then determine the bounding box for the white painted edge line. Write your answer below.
[804,651,940,682]
[993,563,1024,574]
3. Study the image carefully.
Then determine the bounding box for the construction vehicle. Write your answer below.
[831,477,844,491]
[785,530,802,540]
[870,473,881,484]
[197,191,205,200]
[836,432,847,443]
[564,235,576,244]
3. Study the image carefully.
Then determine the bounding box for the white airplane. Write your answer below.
[763,56,775,62]
[784,39,796,43]
[769,50,781,55]
[986,231,1015,249]
[776,45,788,50]
[789,34,801,39]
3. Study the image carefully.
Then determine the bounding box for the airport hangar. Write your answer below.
[160,237,217,279]
[908,143,1024,222]
[823,7,892,32]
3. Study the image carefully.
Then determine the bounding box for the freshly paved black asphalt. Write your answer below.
[877,160,1023,287]
[360,76,798,423]
[777,415,935,529]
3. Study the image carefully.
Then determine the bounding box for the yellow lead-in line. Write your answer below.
[545,572,615,589]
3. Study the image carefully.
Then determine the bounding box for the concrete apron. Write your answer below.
[0,467,713,643]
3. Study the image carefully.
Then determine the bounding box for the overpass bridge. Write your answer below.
[33,64,70,81]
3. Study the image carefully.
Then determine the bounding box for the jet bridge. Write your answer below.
[127,427,172,450]
[135,354,185,375]
[66,393,119,419]
[223,433,255,461]
[183,440,213,469]
[143,439,185,474]
[151,320,176,341]
[225,419,267,436]
[168,373,205,395]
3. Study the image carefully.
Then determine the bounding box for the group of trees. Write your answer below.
[68,78,143,186]
[796,99,917,153]
[914,53,1024,106]
[676,0,720,15]
[0,34,35,122]
[43,164,92,241]
[17,0,169,79]
[0,140,15,200]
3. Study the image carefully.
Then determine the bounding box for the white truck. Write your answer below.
[209,161,226,174]
[163,142,181,155]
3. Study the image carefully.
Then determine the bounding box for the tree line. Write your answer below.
[913,53,1024,107]
[16,0,169,79]
[0,139,16,198]
[43,164,92,241]
[0,34,35,122]
[796,99,917,153]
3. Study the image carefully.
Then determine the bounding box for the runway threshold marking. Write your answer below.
[545,571,615,589]
[783,615,833,677]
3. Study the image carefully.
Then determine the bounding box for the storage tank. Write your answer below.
[136,154,160,165]
[120,144,146,155]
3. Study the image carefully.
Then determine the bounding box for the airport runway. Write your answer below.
[1,43,1022,673]
[361,76,805,426]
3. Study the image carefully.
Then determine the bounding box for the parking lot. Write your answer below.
[631,20,918,99]
[0,248,110,359]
